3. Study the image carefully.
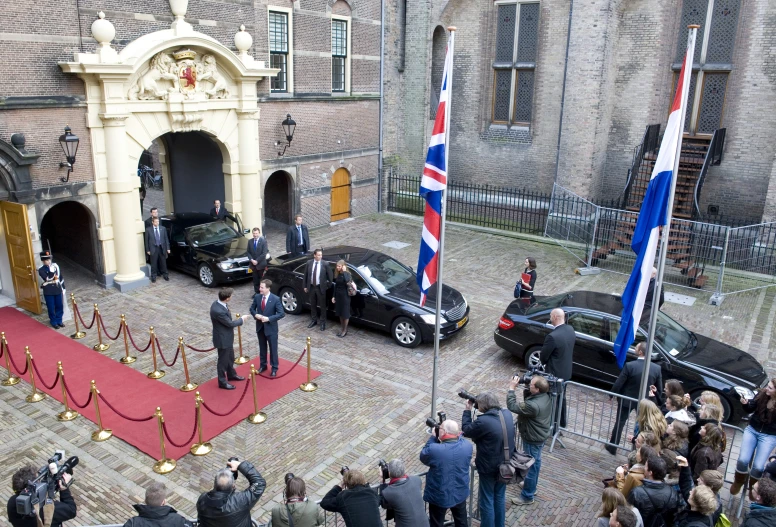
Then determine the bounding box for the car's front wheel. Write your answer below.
[392,317,421,348]
[198,263,216,287]
[523,346,543,370]
[280,287,303,315]
[691,389,732,423]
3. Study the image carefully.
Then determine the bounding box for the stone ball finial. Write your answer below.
[235,25,253,54]
[10,133,26,151]
[91,12,115,46]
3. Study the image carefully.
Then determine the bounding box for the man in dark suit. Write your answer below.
[144,206,159,229]
[209,199,228,219]
[285,214,310,256]
[145,217,170,282]
[210,288,251,389]
[249,279,285,376]
[247,227,269,294]
[303,248,333,331]
[539,308,575,428]
[606,341,663,454]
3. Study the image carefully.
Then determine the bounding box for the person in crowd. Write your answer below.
[461,391,515,527]
[664,395,696,426]
[596,488,643,527]
[144,206,159,229]
[678,485,717,527]
[7,465,76,527]
[689,423,724,480]
[209,199,228,219]
[139,181,147,215]
[378,459,428,527]
[249,279,285,377]
[663,420,690,458]
[38,251,65,329]
[627,431,662,467]
[742,478,776,527]
[123,481,192,527]
[517,257,537,300]
[210,287,251,390]
[660,449,680,490]
[630,400,668,445]
[246,227,269,294]
[196,458,265,527]
[419,419,472,527]
[286,214,310,256]
[609,505,638,527]
[607,342,663,455]
[628,455,685,527]
[614,445,657,499]
[764,456,776,481]
[270,474,323,527]
[320,469,382,527]
[676,455,725,526]
[331,260,352,337]
[507,372,552,506]
[303,248,332,331]
[688,400,725,453]
[650,379,685,415]
[539,308,575,427]
[730,378,776,497]
[145,217,170,283]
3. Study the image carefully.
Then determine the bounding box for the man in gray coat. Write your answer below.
[145,217,170,282]
[379,459,429,527]
[210,288,251,389]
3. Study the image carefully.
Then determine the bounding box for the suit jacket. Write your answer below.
[145,225,170,254]
[210,301,243,349]
[286,224,310,253]
[539,323,575,380]
[246,236,269,271]
[209,206,228,219]
[144,216,155,229]
[611,357,663,401]
[303,259,333,291]
[249,293,285,336]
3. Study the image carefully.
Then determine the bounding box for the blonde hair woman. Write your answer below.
[637,399,668,439]
[595,488,643,527]
[331,260,352,337]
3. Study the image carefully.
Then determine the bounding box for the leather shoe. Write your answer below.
[219,383,236,390]
[163,275,169,281]
[320,322,326,331]
[151,277,157,283]
[270,370,277,378]
[605,445,618,456]
[307,320,317,328]
[228,375,245,381]
[258,366,267,374]
[58,323,66,328]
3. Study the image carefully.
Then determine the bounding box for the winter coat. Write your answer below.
[123,504,192,527]
[196,462,266,527]
[461,408,516,478]
[270,500,324,527]
[628,479,686,527]
[741,504,776,527]
[379,476,429,527]
[319,484,382,527]
[506,390,553,444]
[690,444,723,480]
[419,434,472,508]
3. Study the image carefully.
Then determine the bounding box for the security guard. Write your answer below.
[38,251,65,328]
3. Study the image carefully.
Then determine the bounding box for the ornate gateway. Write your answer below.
[129,48,231,100]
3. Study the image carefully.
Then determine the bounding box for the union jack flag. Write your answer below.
[417,32,454,306]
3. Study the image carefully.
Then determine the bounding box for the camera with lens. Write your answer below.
[519,367,560,393]
[16,452,79,517]
[340,466,349,476]
[227,457,241,480]
[458,389,478,409]
[378,459,389,480]
[424,411,447,437]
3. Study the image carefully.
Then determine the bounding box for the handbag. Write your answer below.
[346,273,357,296]
[513,281,522,299]
[497,411,535,484]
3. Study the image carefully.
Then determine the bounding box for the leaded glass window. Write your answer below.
[332,20,347,92]
[269,12,289,92]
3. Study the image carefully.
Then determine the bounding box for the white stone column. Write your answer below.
[237,109,262,231]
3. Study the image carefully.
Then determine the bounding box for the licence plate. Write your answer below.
[457,316,468,328]
[247,268,253,273]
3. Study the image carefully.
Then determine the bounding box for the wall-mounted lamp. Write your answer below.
[277,113,296,156]
[58,125,79,182]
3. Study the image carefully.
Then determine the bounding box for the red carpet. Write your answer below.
[0,307,320,460]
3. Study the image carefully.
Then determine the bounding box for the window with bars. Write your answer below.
[332,19,348,92]
[492,2,539,125]
[269,12,289,92]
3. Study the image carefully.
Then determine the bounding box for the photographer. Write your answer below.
[507,372,553,507]
[270,475,323,527]
[7,466,76,527]
[320,469,381,527]
[461,391,515,527]
[196,458,265,527]
[123,482,192,527]
[419,419,472,527]
[378,459,428,527]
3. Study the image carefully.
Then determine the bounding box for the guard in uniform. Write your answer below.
[38,251,65,328]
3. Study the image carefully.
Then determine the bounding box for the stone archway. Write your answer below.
[264,170,293,228]
[40,201,99,276]
[161,131,226,213]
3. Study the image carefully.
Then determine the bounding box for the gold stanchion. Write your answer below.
[190,392,213,456]
[246,364,267,424]
[1,332,20,386]
[179,337,197,392]
[56,362,78,421]
[25,347,45,403]
[153,407,176,474]
[299,336,318,392]
[119,315,136,364]
[90,380,112,441]
[146,327,165,379]
[234,313,249,364]
[92,304,110,352]
[70,294,86,339]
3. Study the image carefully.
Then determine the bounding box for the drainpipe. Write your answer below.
[553,0,574,184]
[377,0,385,213]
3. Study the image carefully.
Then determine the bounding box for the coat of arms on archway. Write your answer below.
[128,48,231,100]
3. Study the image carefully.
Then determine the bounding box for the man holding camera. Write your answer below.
[123,481,192,527]
[378,459,428,527]
[196,458,266,527]
[507,373,553,506]
[7,466,76,527]
[420,419,472,527]
[320,469,382,527]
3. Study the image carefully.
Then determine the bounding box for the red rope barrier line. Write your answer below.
[0,342,4,360]
[162,414,198,448]
[201,380,251,417]
[125,325,153,352]
[97,392,155,422]
[259,348,307,380]
[5,343,28,376]
[30,359,61,390]
[74,304,96,330]
[62,378,93,409]
[155,338,180,367]
[99,314,123,341]
[184,342,216,353]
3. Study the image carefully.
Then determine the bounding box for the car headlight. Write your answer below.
[734,386,754,400]
[218,262,233,270]
[420,314,447,324]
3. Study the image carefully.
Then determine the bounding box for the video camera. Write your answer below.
[518,367,561,394]
[424,411,447,438]
[458,389,478,409]
[16,453,78,517]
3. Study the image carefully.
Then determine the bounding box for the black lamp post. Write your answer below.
[278,114,296,156]
[59,125,79,182]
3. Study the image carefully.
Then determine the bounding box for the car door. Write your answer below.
[566,311,612,382]
[348,269,384,328]
[292,261,309,307]
[167,222,192,272]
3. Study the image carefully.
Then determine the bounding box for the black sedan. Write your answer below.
[159,212,254,287]
[263,246,469,347]
[494,291,769,424]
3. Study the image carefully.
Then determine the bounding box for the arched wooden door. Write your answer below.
[330,168,351,222]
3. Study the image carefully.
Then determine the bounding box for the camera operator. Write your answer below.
[461,391,515,527]
[270,474,323,527]
[196,458,265,527]
[123,482,192,527]
[320,469,382,527]
[378,459,428,527]
[419,419,472,527]
[7,466,76,527]
[507,372,553,507]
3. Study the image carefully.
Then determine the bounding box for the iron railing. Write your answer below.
[693,128,726,218]
[621,123,661,209]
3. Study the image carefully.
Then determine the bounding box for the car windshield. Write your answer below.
[187,222,239,246]
[650,312,695,356]
[356,255,414,294]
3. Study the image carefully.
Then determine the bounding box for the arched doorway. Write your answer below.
[40,202,99,276]
[161,132,225,213]
[331,168,351,222]
[264,170,293,228]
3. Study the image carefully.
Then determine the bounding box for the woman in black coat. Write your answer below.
[331,259,352,338]
[518,257,537,300]
[320,470,382,527]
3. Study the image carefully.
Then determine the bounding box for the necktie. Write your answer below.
[254,239,258,249]
[313,262,319,286]
[261,296,266,311]
[216,207,219,215]
[155,228,160,245]
[297,226,302,244]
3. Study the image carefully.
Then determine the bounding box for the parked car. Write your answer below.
[493,291,769,424]
[159,212,253,287]
[263,246,469,347]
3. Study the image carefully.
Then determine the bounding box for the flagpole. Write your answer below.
[638,25,698,401]
[430,27,455,420]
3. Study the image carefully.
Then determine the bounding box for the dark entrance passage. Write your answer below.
[163,132,225,213]
[40,201,98,275]
[264,170,292,228]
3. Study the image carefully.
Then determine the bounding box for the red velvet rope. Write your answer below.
[5,343,28,376]
[62,378,93,409]
[0,342,3,360]
[74,304,96,330]
[30,359,61,390]
[125,326,153,352]
[97,392,155,422]
[184,342,216,353]
[201,380,251,416]
[155,339,180,367]
[162,413,198,448]
[259,348,307,380]
[99,314,123,341]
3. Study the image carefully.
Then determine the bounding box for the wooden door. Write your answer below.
[0,201,41,314]
[330,168,351,222]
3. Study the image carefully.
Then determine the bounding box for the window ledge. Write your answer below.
[480,125,532,145]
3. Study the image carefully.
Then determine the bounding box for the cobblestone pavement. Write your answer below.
[1,204,773,526]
